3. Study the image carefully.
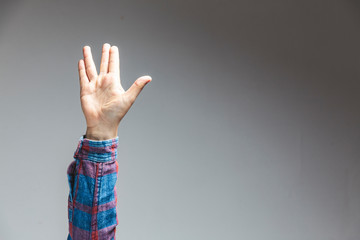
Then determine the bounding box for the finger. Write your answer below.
[109,46,119,74]
[83,46,98,80]
[125,76,152,103]
[78,59,89,87]
[100,43,111,74]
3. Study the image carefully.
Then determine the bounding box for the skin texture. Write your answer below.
[78,43,152,140]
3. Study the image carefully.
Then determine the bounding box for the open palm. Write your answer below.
[78,44,151,139]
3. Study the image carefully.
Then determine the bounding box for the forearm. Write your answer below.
[67,135,119,240]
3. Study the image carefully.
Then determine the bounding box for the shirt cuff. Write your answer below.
[73,135,119,162]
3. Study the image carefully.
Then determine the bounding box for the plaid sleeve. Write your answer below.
[67,135,119,240]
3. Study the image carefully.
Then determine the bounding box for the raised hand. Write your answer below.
[78,43,152,140]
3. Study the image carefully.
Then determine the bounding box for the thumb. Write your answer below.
[125,75,152,102]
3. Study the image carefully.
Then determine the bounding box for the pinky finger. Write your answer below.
[78,59,89,87]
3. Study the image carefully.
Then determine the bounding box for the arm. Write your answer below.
[67,135,119,240]
[67,43,151,240]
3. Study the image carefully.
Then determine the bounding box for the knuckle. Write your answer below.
[134,80,143,88]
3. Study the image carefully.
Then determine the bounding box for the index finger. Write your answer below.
[109,46,119,74]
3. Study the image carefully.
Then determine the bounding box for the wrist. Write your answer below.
[85,125,118,140]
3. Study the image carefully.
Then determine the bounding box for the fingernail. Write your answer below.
[141,79,149,85]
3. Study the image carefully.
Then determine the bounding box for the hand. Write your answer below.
[78,43,152,140]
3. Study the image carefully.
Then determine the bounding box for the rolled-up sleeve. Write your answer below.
[67,135,119,240]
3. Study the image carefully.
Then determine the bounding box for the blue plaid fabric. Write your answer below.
[67,135,119,240]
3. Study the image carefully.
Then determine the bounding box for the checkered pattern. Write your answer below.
[67,135,119,240]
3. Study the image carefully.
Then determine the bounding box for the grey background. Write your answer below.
[0,0,359,239]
